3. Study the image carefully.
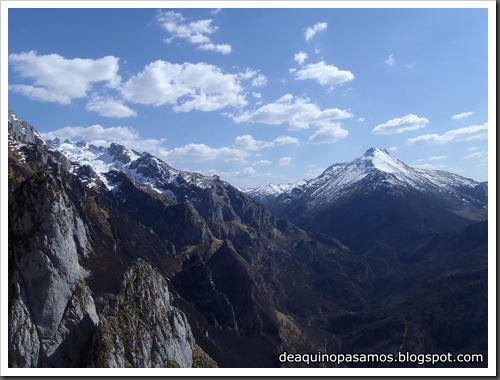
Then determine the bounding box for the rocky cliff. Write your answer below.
[8,109,211,368]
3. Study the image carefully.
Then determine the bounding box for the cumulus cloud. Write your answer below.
[154,133,299,165]
[274,135,300,146]
[407,123,488,145]
[305,22,327,41]
[357,117,365,122]
[388,146,398,152]
[157,10,232,54]
[8,84,75,105]
[452,111,474,120]
[253,159,272,167]
[233,134,299,151]
[86,95,137,118]
[121,60,247,112]
[386,54,395,65]
[233,135,271,151]
[294,61,355,87]
[231,94,353,131]
[279,156,293,166]
[308,123,348,144]
[238,69,268,88]
[197,43,232,54]
[9,51,121,104]
[294,51,308,65]
[373,114,429,135]
[163,143,248,163]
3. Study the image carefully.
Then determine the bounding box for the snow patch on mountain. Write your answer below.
[46,139,215,200]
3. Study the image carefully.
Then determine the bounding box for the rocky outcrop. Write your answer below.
[91,260,195,368]
[8,170,98,367]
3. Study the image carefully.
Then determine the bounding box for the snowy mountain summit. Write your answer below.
[246,147,487,254]
[248,147,487,209]
[45,139,216,203]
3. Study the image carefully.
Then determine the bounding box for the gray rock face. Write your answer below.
[8,108,41,146]
[9,170,98,367]
[8,271,41,368]
[91,260,195,368]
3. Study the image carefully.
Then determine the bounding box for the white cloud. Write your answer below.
[252,92,262,99]
[386,54,395,65]
[273,135,300,146]
[233,134,299,151]
[233,135,271,151]
[253,159,272,167]
[164,143,248,164]
[251,74,268,88]
[294,51,308,65]
[198,43,232,54]
[86,95,136,118]
[452,111,474,120]
[279,156,293,166]
[158,132,300,165]
[305,22,327,41]
[231,94,353,131]
[237,69,267,88]
[294,61,355,87]
[241,167,258,176]
[388,146,398,152]
[373,114,429,135]
[121,60,247,112]
[428,155,447,161]
[407,123,488,145]
[464,151,487,159]
[157,10,231,54]
[308,123,348,144]
[357,117,365,122]
[8,84,74,105]
[9,51,121,105]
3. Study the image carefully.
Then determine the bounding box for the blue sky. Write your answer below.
[6,3,492,188]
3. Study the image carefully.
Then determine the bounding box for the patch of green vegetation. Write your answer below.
[165,359,180,368]
[191,345,218,368]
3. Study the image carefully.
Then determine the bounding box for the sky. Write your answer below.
[5,2,493,188]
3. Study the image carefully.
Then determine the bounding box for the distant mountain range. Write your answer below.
[246,147,487,254]
[8,108,488,368]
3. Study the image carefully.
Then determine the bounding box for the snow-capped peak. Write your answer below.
[46,139,215,197]
[248,181,306,197]
[257,147,485,210]
[357,147,413,175]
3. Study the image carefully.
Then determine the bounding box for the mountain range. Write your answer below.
[7,108,488,368]
[247,147,487,254]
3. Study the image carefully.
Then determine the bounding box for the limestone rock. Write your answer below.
[91,260,195,368]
